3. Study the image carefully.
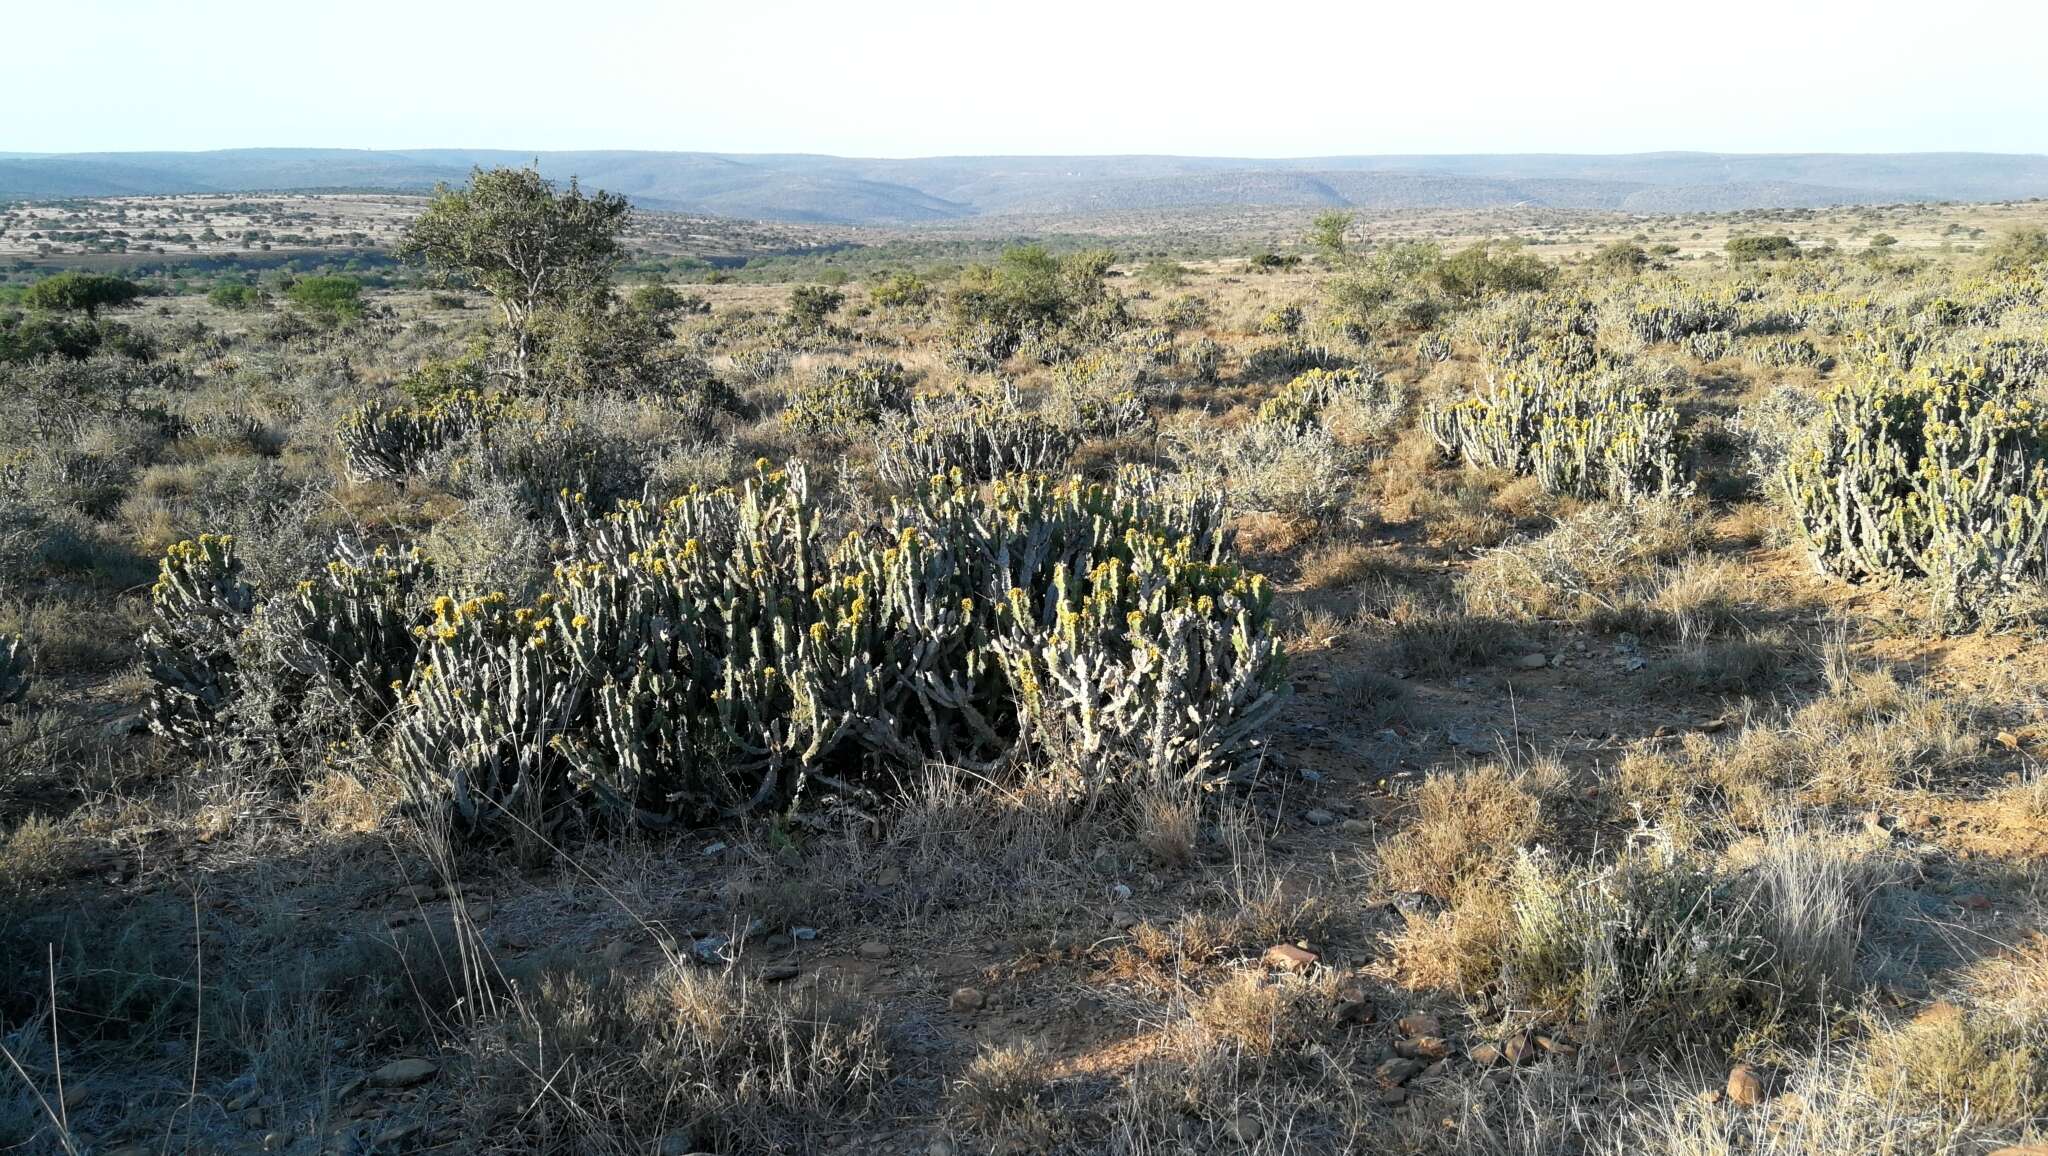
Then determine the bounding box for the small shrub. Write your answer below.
[1425,360,1689,500]
[780,358,911,435]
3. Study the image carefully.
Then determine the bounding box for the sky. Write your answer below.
[13,0,2048,157]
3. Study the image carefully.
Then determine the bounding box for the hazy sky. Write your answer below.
[14,0,2048,156]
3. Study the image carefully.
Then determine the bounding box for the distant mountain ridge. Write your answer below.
[3,148,2045,223]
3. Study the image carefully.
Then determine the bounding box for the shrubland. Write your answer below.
[0,179,2045,1153]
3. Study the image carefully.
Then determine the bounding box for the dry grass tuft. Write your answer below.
[463,964,889,1153]
[1377,762,1550,898]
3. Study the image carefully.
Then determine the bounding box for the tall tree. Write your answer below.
[398,166,630,383]
[1308,211,1353,261]
[22,272,144,318]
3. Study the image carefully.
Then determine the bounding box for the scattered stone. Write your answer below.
[61,1084,89,1110]
[1513,652,1550,670]
[760,962,799,983]
[925,1137,960,1156]
[700,841,727,857]
[1262,943,1319,972]
[1110,882,1133,901]
[792,926,819,941]
[762,933,794,952]
[1956,893,1993,911]
[1404,1035,1453,1060]
[1304,808,1336,827]
[1725,1063,1769,1107]
[369,1057,438,1089]
[1995,730,2023,751]
[372,1121,423,1147]
[659,1131,698,1156]
[948,987,987,1012]
[1334,999,1375,1026]
[1468,1043,1505,1067]
[858,940,891,960]
[1111,909,1141,930]
[1502,1035,1535,1065]
[1697,1088,1724,1105]
[1534,1034,1576,1058]
[1225,1116,1264,1144]
[876,867,905,886]
[1376,1057,1425,1087]
[1988,1147,2048,1156]
[1376,1087,1408,1106]
[1339,818,1371,835]
[1395,1013,1441,1038]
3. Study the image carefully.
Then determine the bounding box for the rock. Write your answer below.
[858,940,891,960]
[760,962,799,982]
[1376,1057,1425,1087]
[61,1083,89,1110]
[1995,730,2023,751]
[1376,1087,1408,1106]
[1956,892,1993,911]
[1224,1116,1264,1144]
[1513,652,1550,670]
[1334,999,1375,1026]
[1468,1043,1505,1067]
[1262,943,1319,972]
[1725,1063,1769,1107]
[1338,818,1371,835]
[1395,1013,1441,1038]
[949,987,987,1012]
[1502,1034,1535,1065]
[659,1132,698,1156]
[762,933,794,952]
[1404,1035,1453,1060]
[876,866,905,887]
[925,1138,959,1156]
[1988,1147,2048,1156]
[369,1057,439,1089]
[792,926,819,941]
[1304,808,1336,826]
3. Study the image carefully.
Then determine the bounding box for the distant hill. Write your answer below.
[4,148,2046,223]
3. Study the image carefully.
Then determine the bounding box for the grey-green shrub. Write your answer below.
[1781,343,2048,624]
[1424,360,1688,501]
[393,462,1287,834]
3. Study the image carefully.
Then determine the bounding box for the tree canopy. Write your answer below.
[398,166,630,381]
[22,272,145,317]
